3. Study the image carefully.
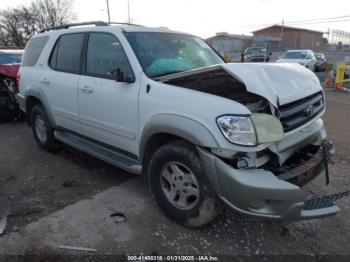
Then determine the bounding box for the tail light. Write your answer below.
[16,71,20,87]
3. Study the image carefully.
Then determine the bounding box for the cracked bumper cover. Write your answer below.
[197,143,340,220]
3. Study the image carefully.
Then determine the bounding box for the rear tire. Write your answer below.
[0,106,16,123]
[148,140,219,227]
[31,105,61,152]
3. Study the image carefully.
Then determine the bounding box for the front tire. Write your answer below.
[30,105,61,152]
[148,140,219,227]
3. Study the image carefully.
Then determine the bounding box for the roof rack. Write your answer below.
[108,22,144,27]
[39,21,145,33]
[39,21,108,33]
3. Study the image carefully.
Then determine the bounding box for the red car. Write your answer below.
[0,49,23,122]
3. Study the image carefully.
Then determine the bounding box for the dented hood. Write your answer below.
[221,63,322,107]
[159,63,322,107]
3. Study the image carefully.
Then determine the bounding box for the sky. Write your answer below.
[2,0,350,38]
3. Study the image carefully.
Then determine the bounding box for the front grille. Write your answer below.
[277,92,324,132]
[251,57,265,62]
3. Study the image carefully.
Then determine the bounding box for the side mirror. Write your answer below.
[115,68,135,83]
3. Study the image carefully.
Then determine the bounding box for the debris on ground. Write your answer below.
[62,180,79,188]
[58,245,97,252]
[0,216,7,235]
[110,212,127,223]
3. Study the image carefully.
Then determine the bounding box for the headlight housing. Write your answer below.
[217,114,284,146]
[216,116,257,146]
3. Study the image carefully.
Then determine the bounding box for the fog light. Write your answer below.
[249,200,266,209]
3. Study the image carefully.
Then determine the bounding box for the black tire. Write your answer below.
[148,140,219,227]
[30,105,61,152]
[0,105,16,123]
[0,77,18,123]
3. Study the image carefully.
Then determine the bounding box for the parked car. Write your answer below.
[243,47,270,62]
[315,53,327,71]
[0,49,23,122]
[276,49,316,71]
[18,22,342,227]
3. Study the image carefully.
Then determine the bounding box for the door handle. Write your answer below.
[40,78,50,85]
[80,85,93,94]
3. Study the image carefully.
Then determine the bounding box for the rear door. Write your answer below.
[45,33,85,132]
[78,32,140,155]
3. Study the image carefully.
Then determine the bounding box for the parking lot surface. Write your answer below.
[0,89,349,256]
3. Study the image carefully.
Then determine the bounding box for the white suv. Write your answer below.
[17,22,343,227]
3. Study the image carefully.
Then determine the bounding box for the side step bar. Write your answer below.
[54,131,142,174]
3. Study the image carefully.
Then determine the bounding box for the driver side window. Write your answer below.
[86,33,133,79]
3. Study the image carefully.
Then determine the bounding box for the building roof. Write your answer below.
[252,24,325,34]
[206,32,281,42]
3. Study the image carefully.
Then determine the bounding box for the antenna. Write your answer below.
[106,0,111,24]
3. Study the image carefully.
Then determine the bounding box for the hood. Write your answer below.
[222,63,321,106]
[158,63,322,108]
[0,63,20,79]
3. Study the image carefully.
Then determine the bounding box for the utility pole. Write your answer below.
[127,0,131,24]
[106,0,111,24]
[280,19,284,51]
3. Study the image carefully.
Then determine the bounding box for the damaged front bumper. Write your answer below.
[197,141,346,220]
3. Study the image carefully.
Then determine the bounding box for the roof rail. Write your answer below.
[108,22,144,27]
[40,21,108,33]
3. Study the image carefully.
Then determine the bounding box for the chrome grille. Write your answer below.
[277,92,324,132]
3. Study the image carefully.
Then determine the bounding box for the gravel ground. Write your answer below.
[0,88,349,257]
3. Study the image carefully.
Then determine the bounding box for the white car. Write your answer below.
[276,50,316,71]
[17,22,342,227]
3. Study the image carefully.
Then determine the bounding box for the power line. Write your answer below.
[285,15,350,24]
[239,14,350,27]
[287,18,350,26]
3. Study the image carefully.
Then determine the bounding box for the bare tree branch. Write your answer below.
[0,0,76,48]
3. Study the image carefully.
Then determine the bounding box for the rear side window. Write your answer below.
[49,33,84,73]
[21,36,49,66]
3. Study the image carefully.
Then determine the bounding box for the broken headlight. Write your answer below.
[216,116,257,146]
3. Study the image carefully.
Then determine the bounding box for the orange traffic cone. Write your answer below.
[324,71,334,88]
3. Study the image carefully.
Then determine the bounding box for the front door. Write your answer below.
[78,32,139,156]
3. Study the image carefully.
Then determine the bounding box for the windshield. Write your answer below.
[0,53,22,64]
[124,32,223,78]
[246,47,266,55]
[283,51,307,59]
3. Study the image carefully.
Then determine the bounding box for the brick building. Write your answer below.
[252,25,328,51]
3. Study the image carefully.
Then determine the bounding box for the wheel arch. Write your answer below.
[139,114,219,165]
[25,88,55,127]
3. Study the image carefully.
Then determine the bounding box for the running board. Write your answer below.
[54,130,142,174]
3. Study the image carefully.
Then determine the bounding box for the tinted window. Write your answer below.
[22,36,49,66]
[50,34,84,73]
[86,33,132,78]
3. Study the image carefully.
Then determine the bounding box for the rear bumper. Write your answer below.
[197,141,343,220]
